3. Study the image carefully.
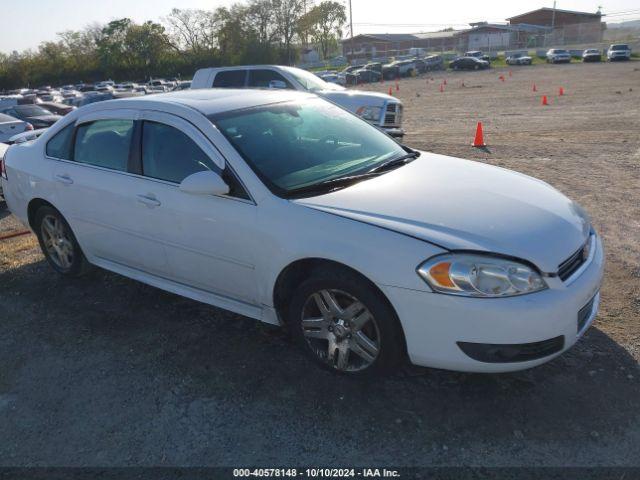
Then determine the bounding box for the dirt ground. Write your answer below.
[0,62,639,468]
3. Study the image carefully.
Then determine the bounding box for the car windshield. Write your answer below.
[585,49,598,53]
[611,45,629,50]
[16,105,51,116]
[211,98,407,197]
[552,49,568,54]
[284,67,341,92]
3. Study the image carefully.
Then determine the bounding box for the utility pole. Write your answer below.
[349,0,354,65]
[544,0,557,47]
[550,0,557,45]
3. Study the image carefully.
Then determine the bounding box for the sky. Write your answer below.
[1,0,639,53]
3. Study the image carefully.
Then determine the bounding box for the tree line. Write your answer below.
[0,0,346,90]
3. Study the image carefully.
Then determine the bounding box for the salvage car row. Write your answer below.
[318,44,634,84]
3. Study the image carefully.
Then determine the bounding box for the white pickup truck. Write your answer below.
[191,65,404,138]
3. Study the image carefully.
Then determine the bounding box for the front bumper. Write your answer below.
[609,54,630,60]
[379,234,605,373]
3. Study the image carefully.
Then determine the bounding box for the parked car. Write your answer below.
[350,68,382,84]
[449,56,490,70]
[423,55,444,71]
[0,113,32,143]
[391,60,416,77]
[0,89,604,375]
[582,49,602,62]
[319,73,342,85]
[607,44,631,61]
[191,65,404,138]
[546,49,571,63]
[364,62,382,74]
[341,64,365,75]
[464,51,490,62]
[506,53,533,65]
[174,81,192,91]
[412,58,428,74]
[0,104,62,129]
[36,102,77,116]
[382,62,400,80]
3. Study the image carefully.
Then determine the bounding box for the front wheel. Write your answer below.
[287,266,404,375]
[34,206,91,276]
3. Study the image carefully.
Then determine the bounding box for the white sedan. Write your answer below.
[0,89,604,375]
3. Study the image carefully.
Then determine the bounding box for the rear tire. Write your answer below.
[286,266,404,375]
[34,206,92,276]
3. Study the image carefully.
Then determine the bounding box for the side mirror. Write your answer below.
[179,170,229,196]
[268,80,288,90]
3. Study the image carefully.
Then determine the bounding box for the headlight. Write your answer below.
[356,106,382,122]
[417,254,547,297]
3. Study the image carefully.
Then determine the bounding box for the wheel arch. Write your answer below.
[272,257,408,354]
[27,198,58,230]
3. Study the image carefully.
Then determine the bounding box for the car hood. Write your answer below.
[294,152,590,273]
[319,89,397,109]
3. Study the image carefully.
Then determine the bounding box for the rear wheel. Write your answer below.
[34,206,91,276]
[287,266,404,375]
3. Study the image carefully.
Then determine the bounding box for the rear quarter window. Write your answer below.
[212,70,247,88]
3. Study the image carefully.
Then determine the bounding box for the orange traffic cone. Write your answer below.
[443,79,447,85]
[473,122,486,147]
[533,83,537,92]
[541,95,549,106]
[559,86,564,96]
[439,84,444,93]
[388,86,393,96]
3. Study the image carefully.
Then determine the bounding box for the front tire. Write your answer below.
[34,206,91,276]
[287,266,404,375]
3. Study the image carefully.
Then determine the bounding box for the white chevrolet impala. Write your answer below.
[0,89,604,375]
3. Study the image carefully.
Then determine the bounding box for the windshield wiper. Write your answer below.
[368,150,420,174]
[285,172,383,198]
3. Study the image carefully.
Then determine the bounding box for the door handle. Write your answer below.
[137,194,161,208]
[55,174,74,185]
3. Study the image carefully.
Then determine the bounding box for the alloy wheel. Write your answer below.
[301,289,381,372]
[40,214,74,269]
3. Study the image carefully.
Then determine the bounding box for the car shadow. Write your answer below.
[0,261,638,465]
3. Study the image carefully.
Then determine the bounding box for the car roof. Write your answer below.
[100,89,316,116]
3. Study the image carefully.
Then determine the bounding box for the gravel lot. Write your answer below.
[0,61,639,468]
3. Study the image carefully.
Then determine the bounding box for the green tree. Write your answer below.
[300,1,346,60]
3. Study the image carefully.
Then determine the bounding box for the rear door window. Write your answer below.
[74,119,134,171]
[212,70,247,88]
